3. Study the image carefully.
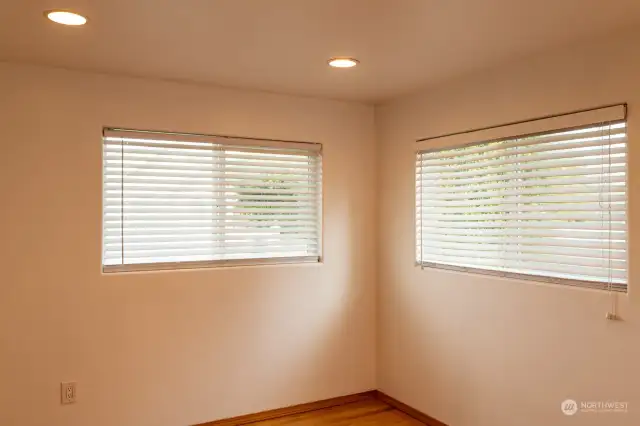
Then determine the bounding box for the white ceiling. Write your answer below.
[1,0,640,103]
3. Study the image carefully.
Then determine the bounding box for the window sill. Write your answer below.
[103,256,321,274]
[416,261,627,293]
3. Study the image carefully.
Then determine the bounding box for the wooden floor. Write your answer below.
[246,398,426,425]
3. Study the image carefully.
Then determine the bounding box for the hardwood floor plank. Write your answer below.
[376,392,446,426]
[246,399,425,425]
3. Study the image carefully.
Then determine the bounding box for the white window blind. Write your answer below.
[416,117,628,292]
[103,129,322,272]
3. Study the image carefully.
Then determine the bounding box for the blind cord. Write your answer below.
[120,137,125,266]
[419,152,424,269]
[602,122,617,320]
[607,122,617,319]
[608,123,615,316]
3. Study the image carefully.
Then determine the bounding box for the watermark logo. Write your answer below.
[561,399,628,415]
[561,399,579,416]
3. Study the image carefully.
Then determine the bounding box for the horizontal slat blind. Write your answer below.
[103,129,322,272]
[416,121,628,292]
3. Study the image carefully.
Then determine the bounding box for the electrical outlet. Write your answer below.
[61,382,77,404]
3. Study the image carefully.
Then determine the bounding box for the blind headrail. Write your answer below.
[104,128,322,152]
[416,102,627,144]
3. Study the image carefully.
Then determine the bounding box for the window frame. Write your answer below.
[101,128,323,273]
[414,117,628,293]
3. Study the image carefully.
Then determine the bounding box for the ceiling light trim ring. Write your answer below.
[44,10,88,26]
[327,57,359,68]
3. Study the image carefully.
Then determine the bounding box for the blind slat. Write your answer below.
[104,160,317,174]
[104,150,317,167]
[421,239,626,252]
[420,212,626,221]
[104,192,317,201]
[104,183,317,194]
[106,202,317,209]
[421,248,626,268]
[105,235,317,244]
[103,217,319,228]
[419,241,626,259]
[104,245,317,259]
[105,172,317,183]
[421,226,625,239]
[418,174,626,194]
[420,202,626,214]
[104,201,318,210]
[105,241,319,251]
[419,187,625,202]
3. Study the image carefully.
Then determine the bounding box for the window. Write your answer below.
[416,108,627,292]
[102,128,322,272]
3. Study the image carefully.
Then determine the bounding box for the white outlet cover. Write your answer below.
[61,382,77,404]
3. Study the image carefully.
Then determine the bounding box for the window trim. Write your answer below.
[101,127,323,273]
[414,106,628,293]
[415,261,628,293]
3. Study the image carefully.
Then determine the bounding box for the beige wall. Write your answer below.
[0,63,376,426]
[3,27,640,426]
[376,30,640,426]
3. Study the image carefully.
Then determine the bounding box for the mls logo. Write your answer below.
[561,399,579,416]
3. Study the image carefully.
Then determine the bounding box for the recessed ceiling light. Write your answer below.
[44,10,88,26]
[328,57,359,68]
